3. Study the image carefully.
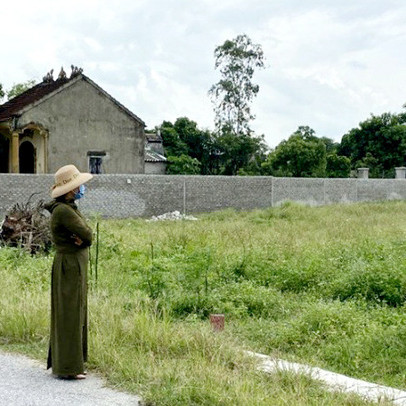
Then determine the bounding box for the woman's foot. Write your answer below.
[57,374,86,380]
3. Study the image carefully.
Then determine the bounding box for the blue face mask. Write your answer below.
[74,185,86,200]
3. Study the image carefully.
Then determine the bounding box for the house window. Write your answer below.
[88,151,106,174]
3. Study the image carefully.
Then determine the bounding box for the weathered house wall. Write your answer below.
[145,162,166,174]
[18,79,145,174]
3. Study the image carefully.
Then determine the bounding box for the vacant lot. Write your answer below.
[1,201,405,405]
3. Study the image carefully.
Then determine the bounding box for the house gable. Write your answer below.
[0,69,146,174]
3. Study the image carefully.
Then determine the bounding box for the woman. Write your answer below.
[45,164,93,379]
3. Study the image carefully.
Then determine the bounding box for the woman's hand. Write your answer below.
[71,235,83,246]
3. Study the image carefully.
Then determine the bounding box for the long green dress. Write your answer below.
[45,199,92,376]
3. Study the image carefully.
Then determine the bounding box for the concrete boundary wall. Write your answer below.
[1,174,405,218]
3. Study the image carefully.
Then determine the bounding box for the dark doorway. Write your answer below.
[19,141,36,173]
[0,135,9,173]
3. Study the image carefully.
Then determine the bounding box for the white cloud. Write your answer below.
[1,0,406,147]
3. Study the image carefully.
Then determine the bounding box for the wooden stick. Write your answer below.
[95,222,99,287]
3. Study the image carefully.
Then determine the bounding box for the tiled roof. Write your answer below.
[0,78,70,121]
[145,131,163,142]
[0,73,145,126]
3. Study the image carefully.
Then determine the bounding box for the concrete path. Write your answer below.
[0,351,141,406]
[247,351,406,405]
[3,348,406,405]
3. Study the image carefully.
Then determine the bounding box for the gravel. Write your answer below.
[0,351,141,406]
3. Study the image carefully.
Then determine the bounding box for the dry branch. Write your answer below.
[0,194,51,254]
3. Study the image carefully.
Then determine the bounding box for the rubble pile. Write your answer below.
[147,210,198,222]
[0,198,51,254]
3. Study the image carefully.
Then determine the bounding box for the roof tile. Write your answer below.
[0,78,69,121]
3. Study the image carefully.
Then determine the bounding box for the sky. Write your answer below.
[1,0,406,148]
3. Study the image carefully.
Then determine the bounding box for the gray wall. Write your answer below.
[1,174,405,218]
[18,79,145,174]
[145,162,166,175]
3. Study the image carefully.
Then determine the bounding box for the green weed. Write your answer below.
[2,201,406,404]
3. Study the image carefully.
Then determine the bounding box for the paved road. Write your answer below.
[0,351,141,406]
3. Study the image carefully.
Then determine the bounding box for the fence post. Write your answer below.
[357,168,369,179]
[395,167,406,179]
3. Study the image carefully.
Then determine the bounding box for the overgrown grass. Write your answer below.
[2,201,406,404]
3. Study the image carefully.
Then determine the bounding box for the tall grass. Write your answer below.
[1,201,405,404]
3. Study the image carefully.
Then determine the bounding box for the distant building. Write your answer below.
[144,130,167,174]
[0,67,145,174]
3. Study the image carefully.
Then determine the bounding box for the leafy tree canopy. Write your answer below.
[215,132,267,175]
[160,118,215,174]
[262,127,327,177]
[159,117,267,176]
[166,154,201,175]
[160,120,188,158]
[339,112,406,177]
[326,153,351,178]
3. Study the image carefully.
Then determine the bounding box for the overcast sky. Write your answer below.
[1,0,405,147]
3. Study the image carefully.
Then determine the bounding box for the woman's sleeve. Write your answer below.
[54,205,93,246]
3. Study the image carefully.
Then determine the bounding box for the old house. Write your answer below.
[0,67,145,174]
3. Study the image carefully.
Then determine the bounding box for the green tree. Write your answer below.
[209,34,265,136]
[355,152,381,178]
[6,79,36,100]
[339,112,406,177]
[159,118,216,175]
[173,117,214,174]
[215,132,267,175]
[160,121,188,157]
[166,154,201,175]
[160,115,268,176]
[0,83,4,101]
[262,127,327,177]
[320,137,340,154]
[326,153,351,178]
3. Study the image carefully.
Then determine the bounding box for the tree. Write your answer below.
[160,121,188,157]
[339,112,406,178]
[6,79,36,100]
[173,117,214,174]
[160,115,268,176]
[0,83,4,101]
[355,152,381,178]
[262,127,327,177]
[320,137,340,154]
[209,34,265,136]
[215,132,267,175]
[159,118,215,175]
[166,154,201,175]
[326,153,351,178]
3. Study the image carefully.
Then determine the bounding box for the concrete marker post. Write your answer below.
[210,314,225,332]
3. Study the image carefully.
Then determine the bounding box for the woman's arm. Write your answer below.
[54,205,93,246]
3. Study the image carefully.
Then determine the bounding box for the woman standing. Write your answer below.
[45,164,93,379]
